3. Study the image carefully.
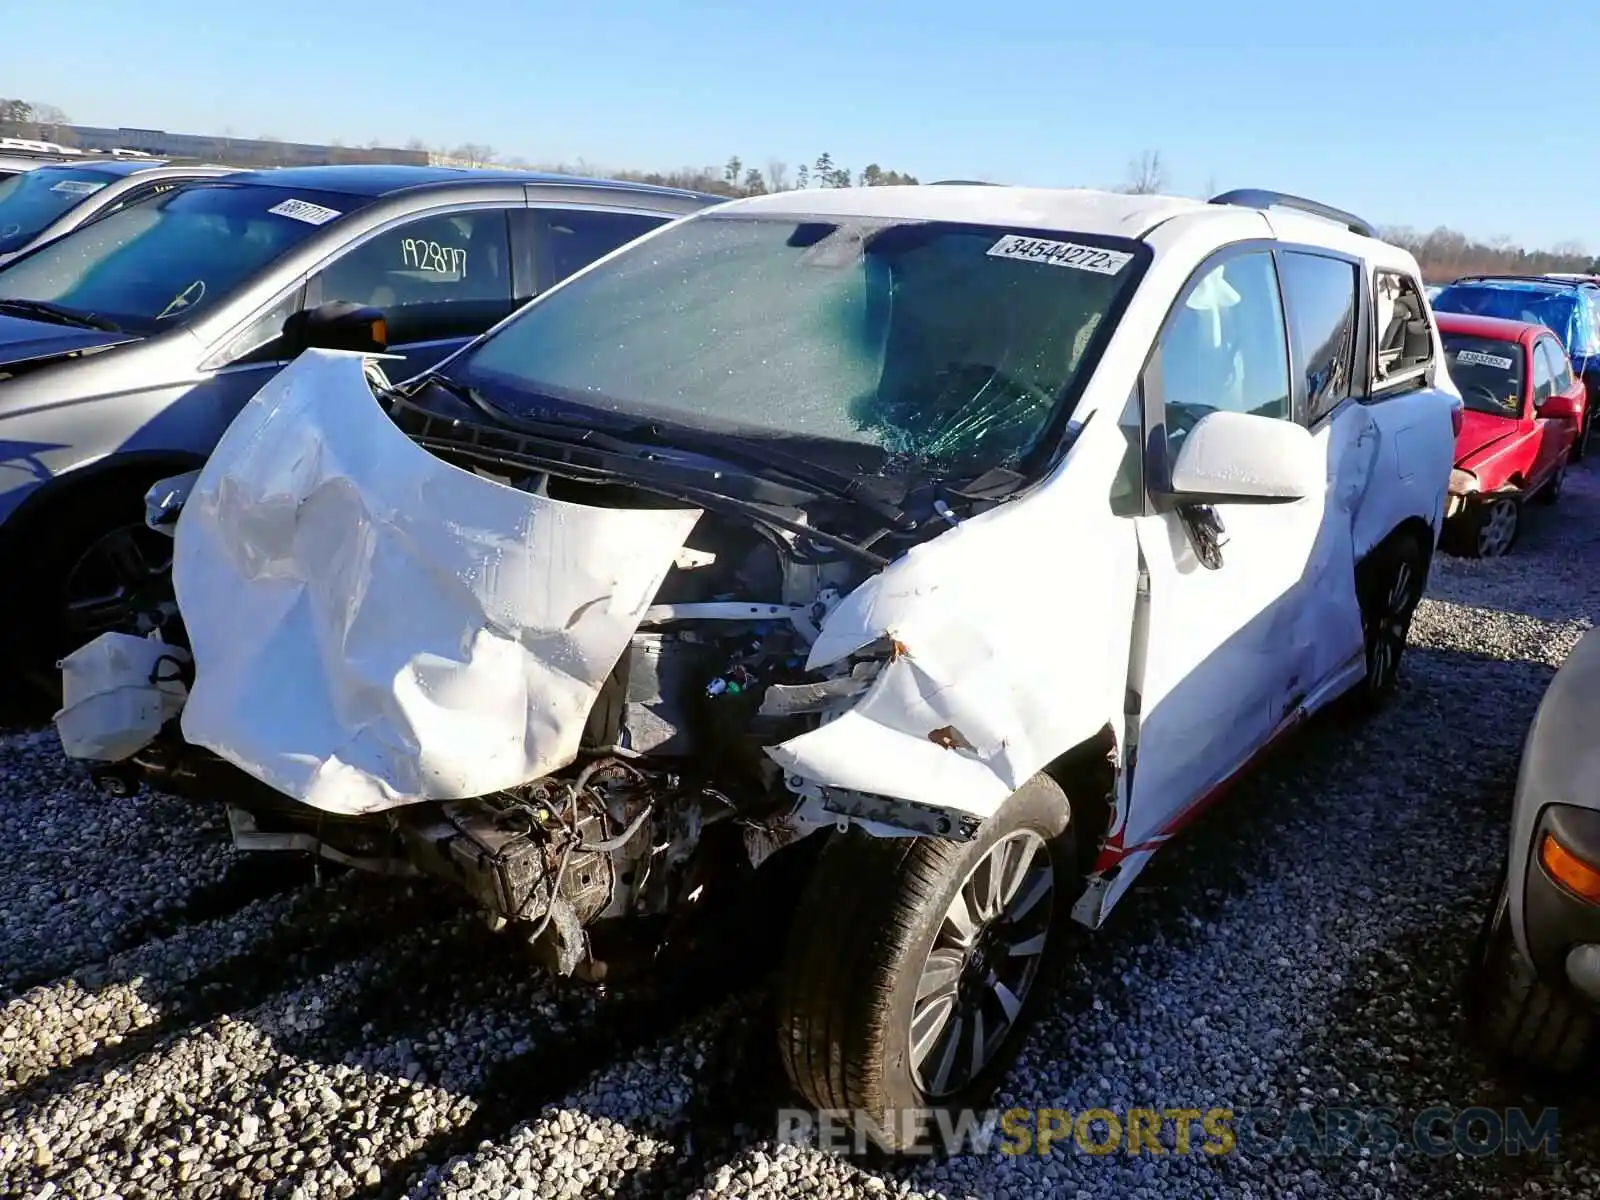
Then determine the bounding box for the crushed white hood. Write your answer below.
[173,350,702,815]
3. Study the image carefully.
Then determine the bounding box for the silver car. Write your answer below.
[0,164,720,698]
[1467,625,1599,1072]
[0,158,239,265]
[0,151,73,182]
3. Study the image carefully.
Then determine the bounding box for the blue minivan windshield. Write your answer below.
[1432,282,1600,358]
[0,182,362,332]
[0,166,121,254]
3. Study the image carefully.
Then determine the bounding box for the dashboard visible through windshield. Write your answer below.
[448,212,1145,481]
[0,182,367,333]
[1441,334,1524,416]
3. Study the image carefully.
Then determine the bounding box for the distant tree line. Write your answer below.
[5,102,1592,276]
[411,142,920,194]
[1378,226,1598,283]
[1111,150,1599,283]
[0,97,73,141]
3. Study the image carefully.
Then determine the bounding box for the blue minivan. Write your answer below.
[1431,274,1600,458]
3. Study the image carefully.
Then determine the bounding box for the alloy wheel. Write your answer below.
[61,522,177,646]
[1364,556,1418,696]
[909,829,1054,1098]
[1475,498,1519,559]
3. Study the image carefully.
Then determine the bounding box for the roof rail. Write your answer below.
[1208,188,1375,239]
[1452,273,1598,288]
[0,146,79,162]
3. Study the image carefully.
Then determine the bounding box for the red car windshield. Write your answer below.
[1442,334,1523,417]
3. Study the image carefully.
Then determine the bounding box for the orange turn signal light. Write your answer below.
[1540,833,1600,903]
[371,318,387,346]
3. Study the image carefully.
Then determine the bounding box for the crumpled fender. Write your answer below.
[766,413,1139,821]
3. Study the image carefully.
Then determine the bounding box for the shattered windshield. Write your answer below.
[448,212,1143,478]
[0,182,358,332]
[1441,334,1524,416]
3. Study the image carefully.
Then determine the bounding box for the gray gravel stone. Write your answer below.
[3,466,1600,1198]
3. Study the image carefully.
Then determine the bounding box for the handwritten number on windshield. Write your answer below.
[401,239,466,277]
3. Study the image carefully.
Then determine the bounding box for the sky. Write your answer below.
[4,0,1595,250]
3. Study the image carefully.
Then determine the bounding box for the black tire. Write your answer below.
[1349,528,1429,713]
[1465,876,1596,1075]
[1571,395,1593,462]
[1534,455,1569,507]
[4,475,178,706]
[775,774,1077,1154]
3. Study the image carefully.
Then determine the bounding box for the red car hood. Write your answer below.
[1454,408,1519,465]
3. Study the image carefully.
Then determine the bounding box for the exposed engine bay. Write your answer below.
[64,350,988,978]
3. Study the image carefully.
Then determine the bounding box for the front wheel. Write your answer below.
[7,478,178,707]
[775,774,1077,1153]
[1465,876,1596,1075]
[1443,495,1520,559]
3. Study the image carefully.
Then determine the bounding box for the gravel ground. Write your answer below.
[4,467,1600,1199]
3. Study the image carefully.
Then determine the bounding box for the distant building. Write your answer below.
[0,121,429,168]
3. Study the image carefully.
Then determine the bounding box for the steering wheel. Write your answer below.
[1462,383,1505,412]
[155,279,207,321]
[1164,401,1214,447]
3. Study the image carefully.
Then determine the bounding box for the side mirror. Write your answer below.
[1167,410,1322,504]
[1537,392,1585,422]
[281,301,388,357]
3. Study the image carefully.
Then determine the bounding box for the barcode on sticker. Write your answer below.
[267,198,343,226]
[1456,349,1514,370]
[50,180,106,196]
[987,235,1132,275]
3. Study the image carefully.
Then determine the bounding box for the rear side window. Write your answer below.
[1545,337,1575,389]
[1373,270,1433,391]
[1279,251,1359,423]
[1531,339,1558,403]
[531,208,665,292]
[316,207,514,343]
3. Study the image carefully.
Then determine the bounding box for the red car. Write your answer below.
[1437,312,1583,557]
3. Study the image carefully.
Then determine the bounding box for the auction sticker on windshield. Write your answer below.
[987,235,1133,275]
[1456,349,1515,370]
[267,198,343,226]
[50,180,107,196]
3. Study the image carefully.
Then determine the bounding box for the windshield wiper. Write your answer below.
[419,373,921,535]
[0,299,122,333]
[618,421,918,532]
[421,374,916,530]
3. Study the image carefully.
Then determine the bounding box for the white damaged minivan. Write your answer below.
[57,184,1462,1151]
